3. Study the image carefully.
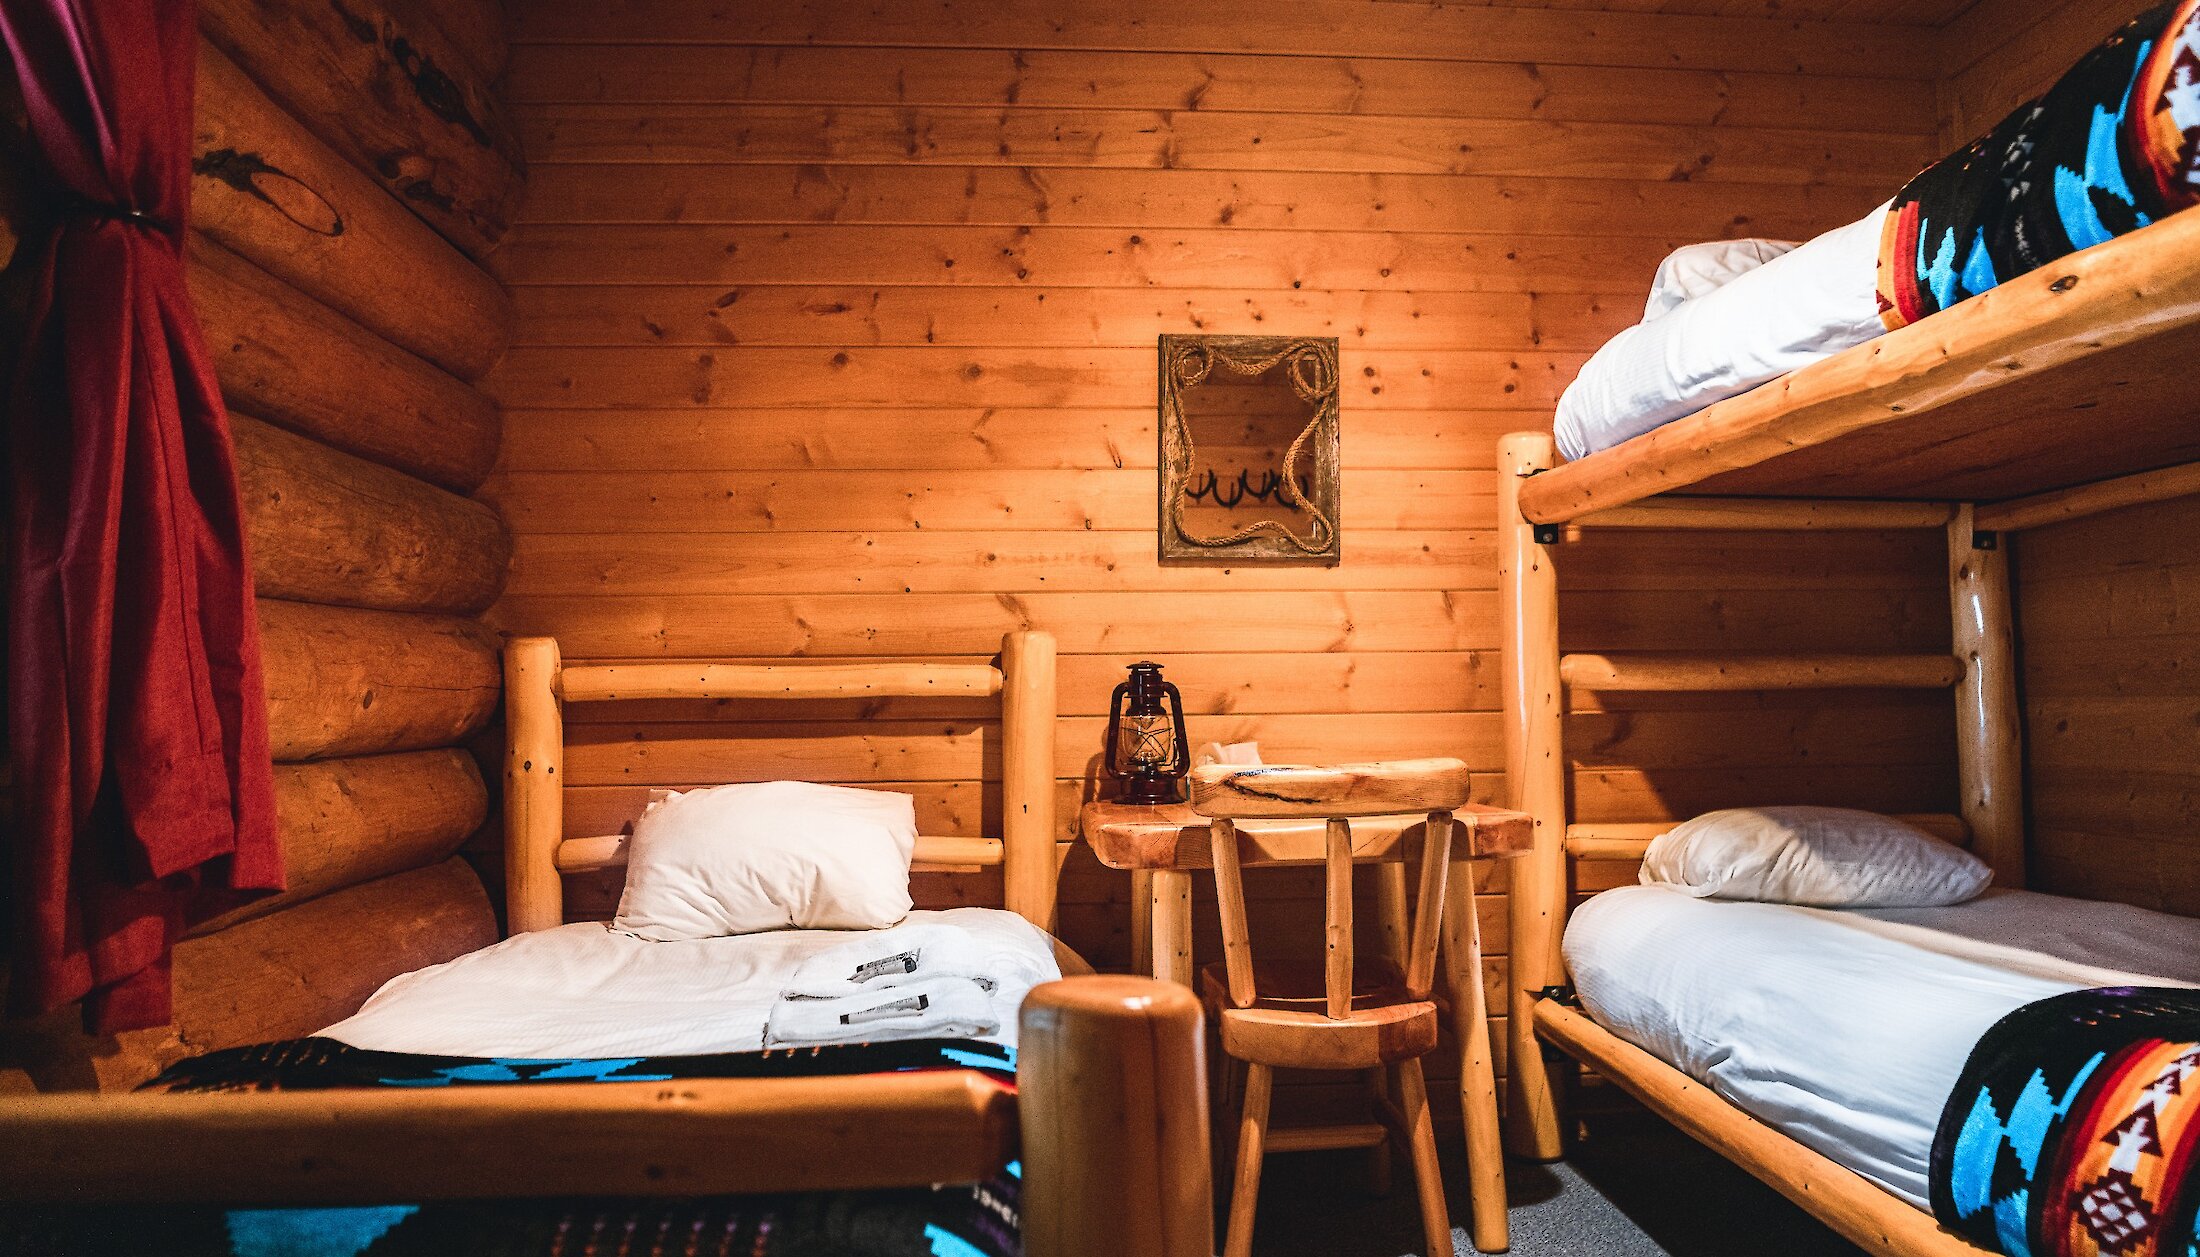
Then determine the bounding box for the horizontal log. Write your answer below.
[558,660,1004,702]
[234,415,511,614]
[557,832,1004,875]
[192,39,511,379]
[1558,653,1963,692]
[1,859,494,1092]
[187,235,499,491]
[1975,460,2200,533]
[193,750,489,935]
[259,600,501,761]
[199,0,523,260]
[0,1068,1013,1202]
[1563,812,1971,860]
[1573,497,1957,530]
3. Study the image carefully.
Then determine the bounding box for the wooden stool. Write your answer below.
[1193,759,1480,1257]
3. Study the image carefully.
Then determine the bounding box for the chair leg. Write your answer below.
[1365,1067,1394,1197]
[1223,1062,1274,1257]
[1444,868,1511,1253]
[1396,1058,1455,1257]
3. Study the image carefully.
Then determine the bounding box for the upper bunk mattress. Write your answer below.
[1564,886,2200,1208]
[318,906,1059,1057]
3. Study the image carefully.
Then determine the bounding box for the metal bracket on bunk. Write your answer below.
[1529,984,1580,1007]
[1533,524,1564,545]
[1972,529,2001,551]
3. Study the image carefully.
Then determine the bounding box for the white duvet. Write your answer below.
[320,907,1059,1057]
[1554,204,1892,461]
[1565,887,2200,1206]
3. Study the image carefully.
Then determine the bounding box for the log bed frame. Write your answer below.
[1500,211,2200,1257]
[0,631,1215,1257]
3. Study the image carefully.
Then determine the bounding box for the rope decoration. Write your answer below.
[1161,337,1339,557]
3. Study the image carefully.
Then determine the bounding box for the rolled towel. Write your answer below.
[782,922,1047,1000]
[763,975,1000,1048]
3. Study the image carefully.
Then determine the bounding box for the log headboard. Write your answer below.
[502,631,1060,936]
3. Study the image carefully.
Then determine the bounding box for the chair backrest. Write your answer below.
[1190,760,1471,1019]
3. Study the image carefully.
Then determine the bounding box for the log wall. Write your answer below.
[0,0,518,1092]
[488,0,1961,1123]
[1941,0,2200,914]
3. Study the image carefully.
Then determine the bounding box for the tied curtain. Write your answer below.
[3,0,281,1033]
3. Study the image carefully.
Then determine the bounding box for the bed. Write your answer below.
[1539,0,2200,510]
[1496,10,2200,1254]
[0,632,1214,1257]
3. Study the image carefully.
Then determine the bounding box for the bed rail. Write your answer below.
[0,976,1215,1257]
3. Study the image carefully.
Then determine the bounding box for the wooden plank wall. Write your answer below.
[0,0,520,1092]
[490,0,1958,1113]
[1940,0,2200,912]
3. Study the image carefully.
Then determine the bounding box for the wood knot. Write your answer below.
[2050,275,2079,293]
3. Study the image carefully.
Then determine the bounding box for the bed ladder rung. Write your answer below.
[1565,812,1972,860]
[1558,652,1961,692]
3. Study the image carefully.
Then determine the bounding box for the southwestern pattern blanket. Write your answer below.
[1879,0,2200,329]
[1933,988,2200,1257]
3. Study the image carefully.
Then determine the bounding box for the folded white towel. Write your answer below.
[763,975,1000,1047]
[780,921,1047,1000]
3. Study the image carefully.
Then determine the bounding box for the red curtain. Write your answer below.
[3,0,281,1033]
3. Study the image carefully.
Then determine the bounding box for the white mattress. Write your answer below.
[1564,887,2200,1206]
[1553,203,1891,462]
[320,907,1059,1057]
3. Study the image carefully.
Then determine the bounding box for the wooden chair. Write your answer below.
[1192,758,1474,1257]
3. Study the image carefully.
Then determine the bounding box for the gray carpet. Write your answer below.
[1252,1111,1873,1256]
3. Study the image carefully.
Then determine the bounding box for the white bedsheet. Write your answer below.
[319,907,1059,1057]
[1564,887,2200,1206]
[1553,204,1891,462]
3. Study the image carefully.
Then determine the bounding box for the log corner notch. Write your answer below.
[198,0,524,263]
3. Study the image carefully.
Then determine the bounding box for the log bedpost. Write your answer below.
[505,636,565,934]
[1019,976,1213,1257]
[1000,630,1059,932]
[1499,431,1568,1160]
[1949,504,2027,889]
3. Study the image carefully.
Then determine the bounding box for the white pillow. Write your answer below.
[613,781,918,940]
[1641,237,1800,321]
[1638,806,1991,908]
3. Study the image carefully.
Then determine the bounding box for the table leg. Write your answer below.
[1130,868,1154,976]
[1151,869,1194,986]
[1443,860,1509,1254]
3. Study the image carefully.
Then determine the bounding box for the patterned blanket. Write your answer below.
[1879,0,2200,329]
[1,1037,1023,1257]
[1932,988,2200,1257]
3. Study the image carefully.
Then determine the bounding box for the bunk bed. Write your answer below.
[0,632,1214,1257]
[1498,203,2200,1257]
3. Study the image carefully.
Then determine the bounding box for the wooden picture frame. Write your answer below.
[1157,334,1342,566]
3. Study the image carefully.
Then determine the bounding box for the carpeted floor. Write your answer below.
[1252,1110,1873,1256]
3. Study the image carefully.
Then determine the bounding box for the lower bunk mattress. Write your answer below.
[1565,887,2200,1209]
